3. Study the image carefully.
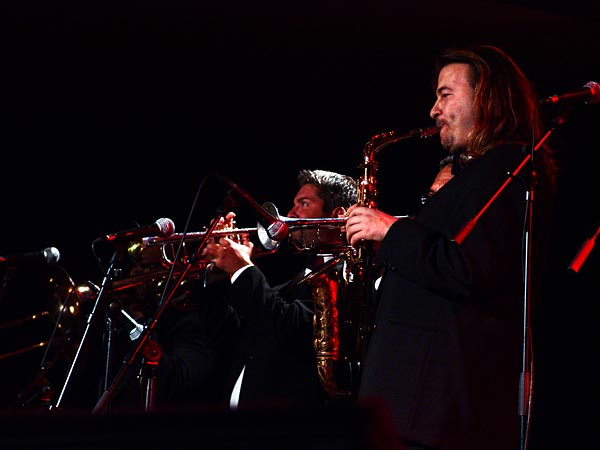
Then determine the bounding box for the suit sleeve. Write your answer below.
[227,265,314,336]
[375,146,528,306]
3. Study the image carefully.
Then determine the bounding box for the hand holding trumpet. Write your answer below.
[203,212,255,275]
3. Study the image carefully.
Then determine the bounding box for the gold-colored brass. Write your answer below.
[309,126,439,399]
[130,215,352,267]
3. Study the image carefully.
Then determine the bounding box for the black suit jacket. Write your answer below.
[106,276,241,412]
[223,263,330,410]
[153,283,241,409]
[359,144,555,450]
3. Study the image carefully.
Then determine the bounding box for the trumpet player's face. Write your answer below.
[430,63,476,154]
[287,184,326,219]
[287,183,342,247]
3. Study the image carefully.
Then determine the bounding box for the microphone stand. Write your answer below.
[0,267,13,303]
[102,302,121,394]
[51,247,125,410]
[140,337,162,412]
[452,127,554,450]
[91,204,229,414]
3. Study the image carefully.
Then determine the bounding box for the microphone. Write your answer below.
[217,174,289,241]
[541,81,600,106]
[95,218,175,243]
[0,247,60,265]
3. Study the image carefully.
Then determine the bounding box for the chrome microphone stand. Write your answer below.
[51,246,124,410]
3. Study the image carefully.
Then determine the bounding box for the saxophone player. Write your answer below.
[345,45,558,450]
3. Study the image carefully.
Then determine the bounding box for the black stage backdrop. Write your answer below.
[2,1,600,448]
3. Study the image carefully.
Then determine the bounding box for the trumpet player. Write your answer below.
[204,169,357,411]
[345,45,558,450]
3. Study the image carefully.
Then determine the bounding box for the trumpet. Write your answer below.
[131,202,353,266]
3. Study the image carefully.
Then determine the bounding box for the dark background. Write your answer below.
[2,1,600,448]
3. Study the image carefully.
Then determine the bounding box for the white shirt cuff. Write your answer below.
[230,264,254,284]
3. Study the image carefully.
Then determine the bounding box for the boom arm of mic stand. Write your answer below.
[452,128,554,244]
[568,222,600,273]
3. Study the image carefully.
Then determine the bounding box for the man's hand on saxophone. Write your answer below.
[345,205,400,247]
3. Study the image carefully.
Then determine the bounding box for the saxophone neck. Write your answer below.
[358,151,378,208]
[358,125,440,206]
[363,126,440,157]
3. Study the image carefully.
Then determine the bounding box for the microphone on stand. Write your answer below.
[0,247,60,264]
[216,174,289,241]
[94,218,176,244]
[541,81,600,106]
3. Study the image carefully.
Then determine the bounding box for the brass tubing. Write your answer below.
[138,217,349,248]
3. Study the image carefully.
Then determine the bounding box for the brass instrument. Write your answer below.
[121,210,353,312]
[309,126,440,399]
[132,208,352,267]
[307,167,377,398]
[362,126,440,157]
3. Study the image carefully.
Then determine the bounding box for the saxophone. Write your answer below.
[310,126,439,399]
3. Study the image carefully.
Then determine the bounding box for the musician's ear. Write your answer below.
[331,206,346,218]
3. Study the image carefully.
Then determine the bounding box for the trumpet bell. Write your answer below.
[257,202,283,251]
[260,202,350,255]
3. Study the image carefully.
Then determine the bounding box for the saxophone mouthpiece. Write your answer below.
[419,126,441,139]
